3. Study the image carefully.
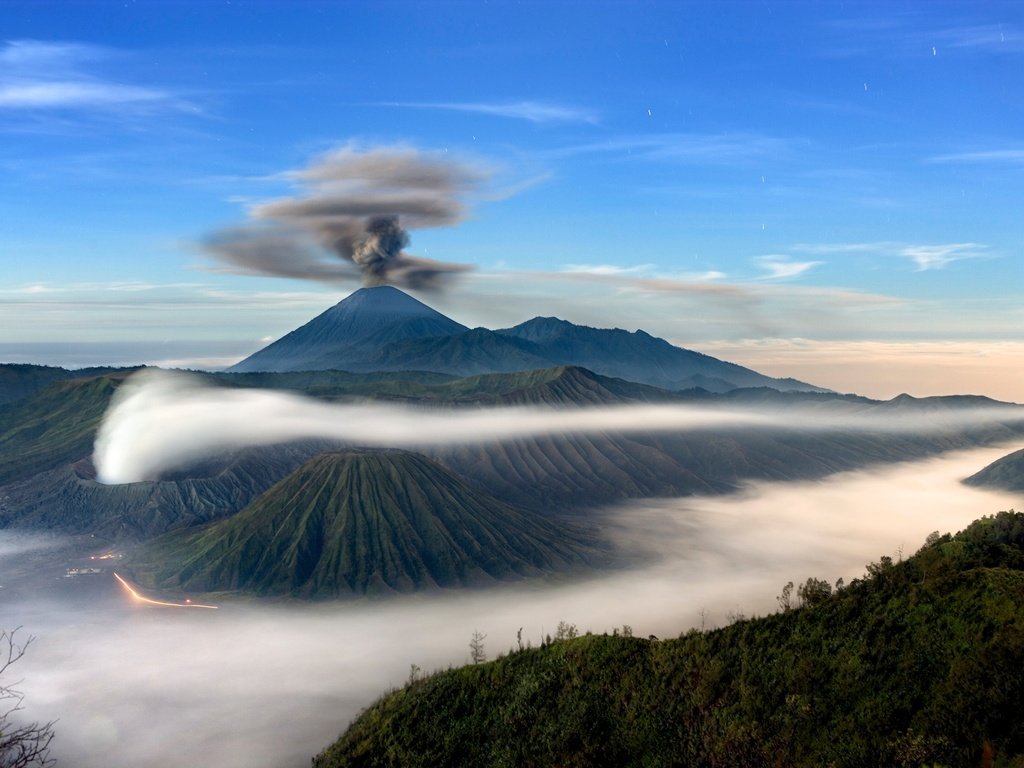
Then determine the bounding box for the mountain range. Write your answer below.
[2,287,1023,598]
[228,286,825,393]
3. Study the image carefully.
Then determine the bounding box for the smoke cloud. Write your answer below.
[93,369,1024,485]
[4,447,1022,768]
[203,146,486,290]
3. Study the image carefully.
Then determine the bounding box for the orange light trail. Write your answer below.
[113,572,218,609]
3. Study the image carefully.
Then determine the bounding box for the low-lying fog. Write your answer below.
[2,445,1022,768]
[94,369,1024,483]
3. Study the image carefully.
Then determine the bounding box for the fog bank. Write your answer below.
[94,369,1024,483]
[3,446,1022,768]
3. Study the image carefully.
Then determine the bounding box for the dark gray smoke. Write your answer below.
[352,217,408,286]
[202,146,485,290]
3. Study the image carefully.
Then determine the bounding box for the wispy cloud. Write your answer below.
[900,243,988,271]
[545,132,791,165]
[792,241,895,255]
[753,256,822,280]
[0,39,186,113]
[0,81,168,109]
[561,263,656,277]
[374,100,599,124]
[820,17,1024,58]
[927,148,1024,164]
[792,241,990,271]
[934,23,1024,53]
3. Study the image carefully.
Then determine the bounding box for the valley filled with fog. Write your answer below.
[2,444,1021,768]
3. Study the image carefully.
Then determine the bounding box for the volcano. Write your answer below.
[228,285,826,393]
[228,285,468,373]
[129,449,600,596]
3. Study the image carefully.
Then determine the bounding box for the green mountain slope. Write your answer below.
[0,444,322,539]
[130,450,600,597]
[3,365,1023,538]
[315,511,1024,768]
[0,373,126,484]
[430,422,1024,510]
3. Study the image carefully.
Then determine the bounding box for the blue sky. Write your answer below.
[1,0,1022,398]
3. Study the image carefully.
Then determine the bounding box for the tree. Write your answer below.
[797,577,832,608]
[777,581,794,612]
[554,621,578,641]
[1,628,55,768]
[469,630,487,664]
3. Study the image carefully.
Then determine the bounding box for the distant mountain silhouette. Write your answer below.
[495,316,817,392]
[228,286,825,393]
[964,447,1024,492]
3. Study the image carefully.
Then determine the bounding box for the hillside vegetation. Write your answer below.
[0,374,124,484]
[130,450,601,596]
[315,511,1024,768]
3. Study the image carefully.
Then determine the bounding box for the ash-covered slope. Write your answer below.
[130,450,599,597]
[228,286,468,373]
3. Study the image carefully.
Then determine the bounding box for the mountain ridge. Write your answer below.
[227,286,826,393]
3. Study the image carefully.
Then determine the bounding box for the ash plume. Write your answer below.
[203,146,486,291]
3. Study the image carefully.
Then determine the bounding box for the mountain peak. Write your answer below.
[228,287,467,373]
[338,285,434,314]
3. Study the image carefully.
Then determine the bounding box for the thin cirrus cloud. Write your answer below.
[753,256,823,280]
[792,241,989,271]
[900,243,988,271]
[545,132,790,164]
[927,148,1024,164]
[561,263,657,276]
[0,39,182,112]
[820,18,1024,58]
[373,99,599,124]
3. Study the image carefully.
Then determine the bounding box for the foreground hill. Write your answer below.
[129,450,600,597]
[226,286,824,393]
[315,511,1024,768]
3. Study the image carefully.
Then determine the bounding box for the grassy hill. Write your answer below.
[314,511,1024,768]
[0,363,131,406]
[0,373,127,485]
[129,450,602,597]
